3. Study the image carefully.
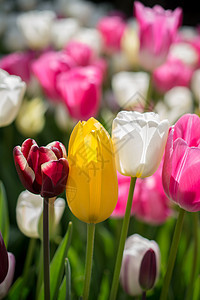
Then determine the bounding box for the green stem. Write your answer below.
[22,238,36,278]
[82,223,96,300]
[144,73,153,112]
[109,177,137,300]
[43,197,50,300]
[185,212,199,300]
[160,208,185,300]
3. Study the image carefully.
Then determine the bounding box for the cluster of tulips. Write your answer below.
[0,0,200,300]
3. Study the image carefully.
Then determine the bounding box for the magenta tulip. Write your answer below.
[112,162,170,225]
[57,66,102,120]
[162,114,200,212]
[97,15,127,53]
[32,51,76,101]
[64,41,94,66]
[0,51,34,83]
[13,139,69,198]
[153,57,193,93]
[134,1,182,71]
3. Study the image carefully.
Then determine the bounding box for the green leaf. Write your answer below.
[0,180,9,246]
[7,277,30,300]
[65,258,71,300]
[39,221,73,300]
[58,258,71,300]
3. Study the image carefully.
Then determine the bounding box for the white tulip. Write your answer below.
[0,69,26,127]
[112,72,149,109]
[51,18,80,50]
[16,190,66,238]
[17,10,55,50]
[72,28,103,56]
[120,234,160,296]
[112,111,169,177]
[170,42,198,67]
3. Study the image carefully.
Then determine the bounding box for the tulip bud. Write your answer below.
[13,139,69,198]
[0,232,8,284]
[120,234,160,296]
[139,248,157,290]
[66,117,118,223]
[112,111,169,178]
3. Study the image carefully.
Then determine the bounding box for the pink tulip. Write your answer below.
[13,139,69,198]
[162,114,200,212]
[0,51,35,83]
[32,51,76,101]
[57,66,102,120]
[64,41,95,66]
[153,57,193,93]
[97,15,127,53]
[134,1,182,71]
[132,160,170,225]
[112,164,170,225]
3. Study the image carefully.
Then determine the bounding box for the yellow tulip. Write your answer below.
[66,117,118,223]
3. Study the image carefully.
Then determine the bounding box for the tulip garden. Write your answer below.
[0,0,200,299]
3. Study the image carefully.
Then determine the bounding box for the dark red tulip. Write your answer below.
[0,232,8,284]
[13,139,69,198]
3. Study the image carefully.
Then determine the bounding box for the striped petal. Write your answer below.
[13,146,36,194]
[41,158,69,197]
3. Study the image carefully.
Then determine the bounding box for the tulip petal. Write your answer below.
[0,253,15,299]
[41,158,69,197]
[21,138,37,159]
[13,146,36,193]
[27,145,57,186]
[0,232,8,284]
[173,113,200,147]
[47,141,67,158]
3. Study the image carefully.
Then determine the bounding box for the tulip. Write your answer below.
[170,42,198,68]
[66,117,118,223]
[72,28,103,56]
[111,71,149,109]
[191,69,200,102]
[16,190,65,238]
[0,253,15,300]
[97,16,127,53]
[0,51,35,83]
[134,2,182,71]
[0,69,26,127]
[112,111,169,178]
[16,97,46,137]
[57,66,103,120]
[17,10,55,50]
[112,162,170,225]
[121,24,140,68]
[162,113,200,212]
[153,57,193,93]
[64,41,95,67]
[0,233,15,300]
[0,232,8,284]
[51,18,80,50]
[32,51,75,101]
[13,139,69,198]
[120,234,160,296]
